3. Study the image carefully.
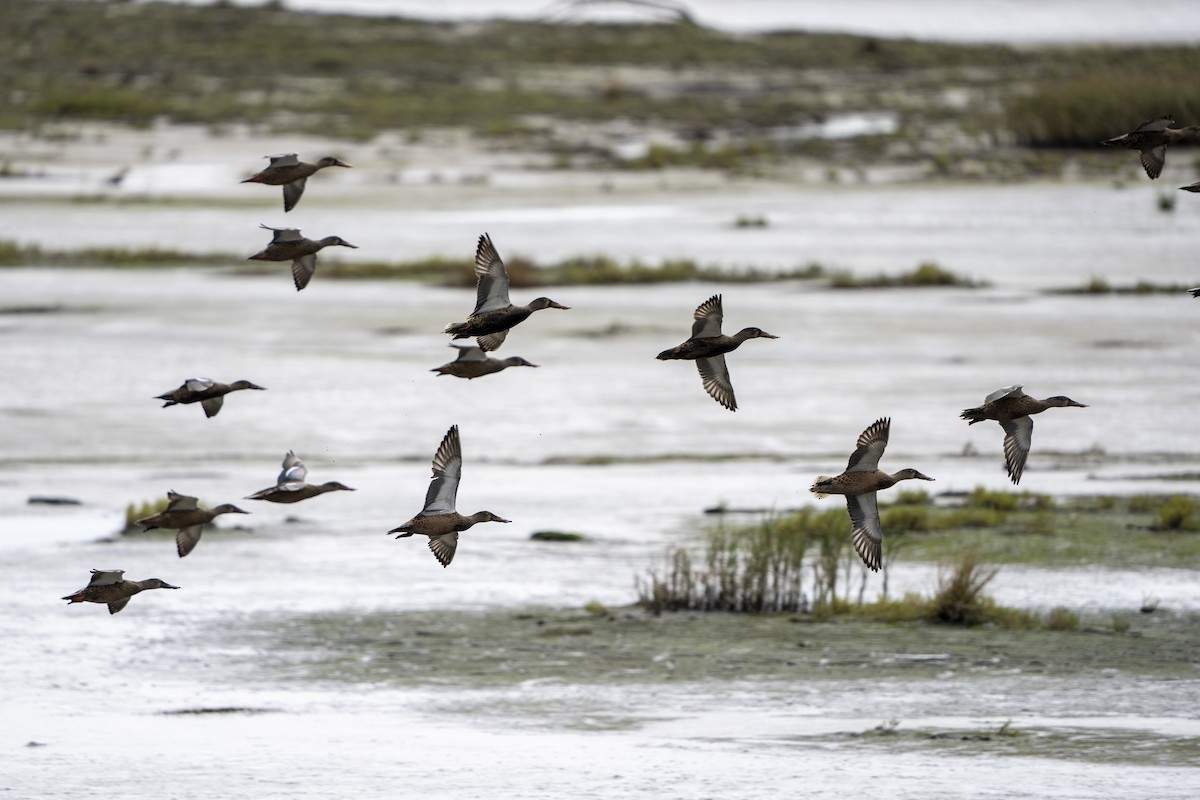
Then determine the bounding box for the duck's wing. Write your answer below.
[1133,117,1174,133]
[471,233,512,315]
[452,345,489,363]
[690,294,724,339]
[984,385,1025,404]
[165,491,199,512]
[696,354,736,411]
[201,395,225,418]
[291,254,317,291]
[476,329,509,353]
[282,177,308,212]
[846,493,883,572]
[107,598,132,615]
[278,451,307,485]
[176,525,203,558]
[184,377,215,393]
[421,425,463,515]
[846,417,890,472]
[1000,416,1034,485]
[428,532,458,567]
[260,224,303,244]
[267,153,300,167]
[87,569,124,587]
[1141,147,1166,180]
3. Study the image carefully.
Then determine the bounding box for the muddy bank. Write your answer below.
[234,606,1200,688]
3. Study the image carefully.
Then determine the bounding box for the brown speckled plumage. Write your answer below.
[431,345,538,379]
[62,569,178,615]
[387,425,510,567]
[961,385,1087,485]
[656,294,777,412]
[246,451,355,503]
[136,491,249,557]
[443,234,569,352]
[247,224,357,291]
[809,418,934,572]
[156,377,265,418]
[1103,117,1200,179]
[241,153,351,212]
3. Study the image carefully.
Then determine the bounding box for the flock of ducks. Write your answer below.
[71,114,1190,611]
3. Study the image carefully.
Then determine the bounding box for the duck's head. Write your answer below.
[213,504,250,516]
[502,357,539,368]
[1045,396,1087,409]
[529,297,570,311]
[320,236,357,249]
[141,579,180,590]
[474,511,512,524]
[317,157,353,169]
[320,482,356,492]
[735,326,779,341]
[232,380,266,391]
[895,469,935,482]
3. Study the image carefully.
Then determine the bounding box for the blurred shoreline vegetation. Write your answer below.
[0,238,986,289]
[1045,276,1196,295]
[637,489,1200,619]
[3,0,1200,178]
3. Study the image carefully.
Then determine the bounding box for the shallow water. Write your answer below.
[3,133,1200,796]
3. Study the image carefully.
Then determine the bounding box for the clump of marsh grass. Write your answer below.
[0,240,235,268]
[122,496,171,534]
[926,550,1001,625]
[1046,277,1193,295]
[327,253,826,287]
[828,261,986,289]
[636,509,850,614]
[1153,495,1199,531]
[734,213,769,228]
[1045,606,1080,631]
[638,522,1055,629]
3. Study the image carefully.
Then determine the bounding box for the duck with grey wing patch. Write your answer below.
[443,233,570,352]
[1102,116,1200,179]
[62,569,179,615]
[431,344,538,379]
[155,377,265,418]
[961,385,1087,485]
[248,224,357,291]
[388,425,510,567]
[136,490,250,558]
[656,294,778,411]
[246,451,355,503]
[241,153,352,212]
[810,418,934,572]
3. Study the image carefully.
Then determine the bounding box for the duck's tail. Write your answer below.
[959,407,986,424]
[810,476,834,499]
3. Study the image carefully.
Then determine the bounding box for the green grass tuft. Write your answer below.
[1045,606,1080,631]
[1154,495,1199,531]
[828,262,985,289]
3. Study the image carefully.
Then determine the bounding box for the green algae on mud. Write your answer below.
[232,606,1200,690]
[884,492,1200,570]
[843,719,1200,768]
